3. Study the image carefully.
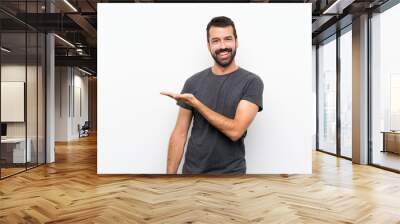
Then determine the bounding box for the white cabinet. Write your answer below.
[1,138,32,163]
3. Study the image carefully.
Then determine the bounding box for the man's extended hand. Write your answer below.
[161,90,259,142]
[160,91,198,107]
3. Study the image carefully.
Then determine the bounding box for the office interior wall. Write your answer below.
[73,72,89,137]
[55,67,89,141]
[55,66,69,141]
[312,45,317,150]
[88,77,97,132]
[98,3,313,174]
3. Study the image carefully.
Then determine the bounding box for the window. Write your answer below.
[339,28,352,158]
[318,36,337,154]
[371,3,400,171]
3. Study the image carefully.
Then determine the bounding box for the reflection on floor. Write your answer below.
[0,167,25,177]
[341,147,352,158]
[373,150,400,171]
[0,162,41,178]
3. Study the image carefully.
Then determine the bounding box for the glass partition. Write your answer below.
[1,31,28,177]
[317,36,337,155]
[0,1,46,179]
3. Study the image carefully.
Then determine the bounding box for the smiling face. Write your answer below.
[207,26,238,68]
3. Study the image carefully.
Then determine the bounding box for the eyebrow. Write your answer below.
[211,36,234,41]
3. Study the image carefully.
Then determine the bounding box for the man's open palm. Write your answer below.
[160,91,197,106]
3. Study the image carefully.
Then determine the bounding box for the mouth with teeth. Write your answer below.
[218,52,230,59]
[216,49,232,60]
[212,47,236,67]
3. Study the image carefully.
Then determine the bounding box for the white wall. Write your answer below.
[72,72,89,138]
[55,66,69,141]
[98,3,313,174]
[55,67,89,141]
[312,45,317,150]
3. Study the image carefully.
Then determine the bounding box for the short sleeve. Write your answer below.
[241,76,264,112]
[176,79,193,110]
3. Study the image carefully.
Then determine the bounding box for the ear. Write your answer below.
[207,41,211,52]
[236,38,239,49]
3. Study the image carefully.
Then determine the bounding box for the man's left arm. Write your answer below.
[193,99,259,141]
[161,75,263,142]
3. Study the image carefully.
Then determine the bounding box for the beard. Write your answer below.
[211,47,237,68]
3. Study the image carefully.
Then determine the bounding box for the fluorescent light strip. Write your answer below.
[78,67,93,76]
[63,0,78,12]
[1,47,11,53]
[322,0,343,14]
[54,34,75,48]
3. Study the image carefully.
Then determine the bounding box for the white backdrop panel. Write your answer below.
[98,3,312,174]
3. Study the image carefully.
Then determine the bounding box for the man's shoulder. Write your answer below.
[185,67,210,84]
[238,67,263,83]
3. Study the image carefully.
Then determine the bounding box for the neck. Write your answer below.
[212,61,238,75]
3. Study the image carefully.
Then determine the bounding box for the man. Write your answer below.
[161,16,263,174]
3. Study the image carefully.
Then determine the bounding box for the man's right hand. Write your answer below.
[166,107,193,174]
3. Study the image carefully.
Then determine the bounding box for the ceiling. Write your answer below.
[0,0,393,75]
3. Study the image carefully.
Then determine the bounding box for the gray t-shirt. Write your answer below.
[177,67,264,174]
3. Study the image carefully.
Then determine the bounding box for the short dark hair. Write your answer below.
[206,16,237,42]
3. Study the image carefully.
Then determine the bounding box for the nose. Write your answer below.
[220,40,227,49]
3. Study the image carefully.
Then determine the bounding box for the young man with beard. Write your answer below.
[161,16,264,174]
